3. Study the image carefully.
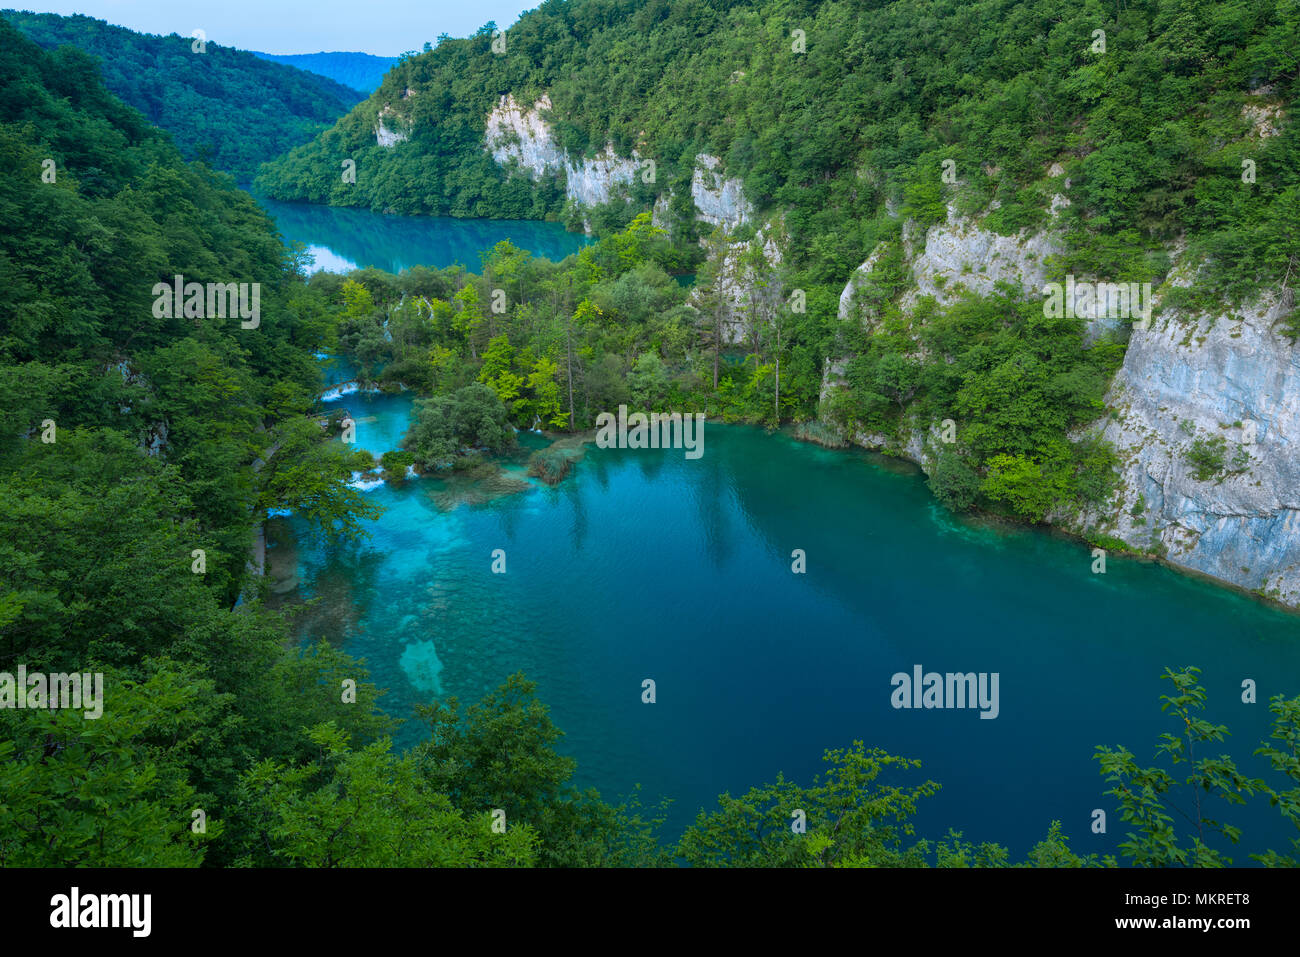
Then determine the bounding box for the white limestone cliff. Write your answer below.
[691,154,753,231]
[822,195,1300,606]
[375,105,408,147]
[1080,288,1300,604]
[484,94,640,207]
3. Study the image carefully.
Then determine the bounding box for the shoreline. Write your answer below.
[313,352,1300,618]
[782,420,1300,619]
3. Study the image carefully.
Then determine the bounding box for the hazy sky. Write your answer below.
[11,1,542,56]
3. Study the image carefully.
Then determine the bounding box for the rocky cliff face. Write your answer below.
[482,96,756,234]
[691,154,753,232]
[374,90,412,147]
[484,94,641,207]
[484,94,565,170]
[1081,288,1300,605]
[375,114,407,147]
[823,198,1300,607]
[483,94,780,342]
[901,207,1060,310]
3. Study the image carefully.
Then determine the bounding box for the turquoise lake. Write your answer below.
[257,196,592,273]
[256,201,1300,860]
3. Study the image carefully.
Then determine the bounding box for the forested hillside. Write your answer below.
[254,0,1299,537]
[252,50,399,93]
[3,7,1300,868]
[0,14,390,864]
[3,10,363,182]
[257,0,1299,292]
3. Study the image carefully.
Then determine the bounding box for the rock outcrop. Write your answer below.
[483,93,780,346]
[375,105,408,147]
[1083,289,1300,604]
[822,195,1300,607]
[485,94,640,207]
[483,96,757,234]
[691,154,753,231]
[901,206,1060,310]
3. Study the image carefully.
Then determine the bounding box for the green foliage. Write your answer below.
[0,661,220,867]
[982,444,1076,523]
[676,742,939,867]
[1095,667,1267,867]
[404,382,517,470]
[0,20,398,868]
[1254,694,1300,867]
[4,11,362,182]
[929,449,983,512]
[1186,434,1229,481]
[380,448,415,472]
[835,289,1123,518]
[414,673,670,867]
[235,723,537,867]
[256,416,385,543]
[320,213,822,434]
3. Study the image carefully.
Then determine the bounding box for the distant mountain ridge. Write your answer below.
[2,10,364,183]
[252,51,398,94]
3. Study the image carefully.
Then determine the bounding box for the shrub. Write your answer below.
[380,449,415,477]
[1186,435,1227,481]
[928,450,982,512]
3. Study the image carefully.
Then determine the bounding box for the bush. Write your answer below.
[981,443,1074,522]
[404,383,517,470]
[928,450,982,512]
[345,447,377,471]
[1186,435,1227,481]
[380,449,415,476]
[1071,437,1119,509]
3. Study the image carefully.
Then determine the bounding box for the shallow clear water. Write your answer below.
[270,384,1300,860]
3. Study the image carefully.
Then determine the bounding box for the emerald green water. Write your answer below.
[270,376,1300,859]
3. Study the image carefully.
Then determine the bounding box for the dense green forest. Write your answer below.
[252,50,400,94]
[3,4,1300,868]
[320,214,1125,519]
[254,0,1300,524]
[257,0,1299,293]
[3,10,363,182]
